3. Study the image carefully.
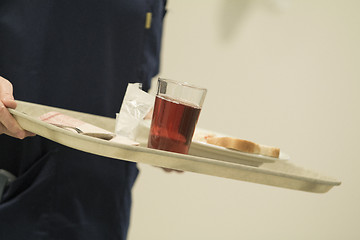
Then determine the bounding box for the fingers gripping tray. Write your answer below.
[9,101,341,193]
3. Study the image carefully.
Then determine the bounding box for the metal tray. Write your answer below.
[9,101,341,193]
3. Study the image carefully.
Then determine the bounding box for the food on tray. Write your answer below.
[205,136,280,158]
[39,111,139,145]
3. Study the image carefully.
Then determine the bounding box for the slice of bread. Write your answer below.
[205,136,280,158]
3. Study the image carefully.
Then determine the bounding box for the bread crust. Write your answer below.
[206,136,280,158]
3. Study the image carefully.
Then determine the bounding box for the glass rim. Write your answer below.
[158,77,207,92]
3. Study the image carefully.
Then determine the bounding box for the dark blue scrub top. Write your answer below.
[0,1,166,239]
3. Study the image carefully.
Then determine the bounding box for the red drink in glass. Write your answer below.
[148,95,201,154]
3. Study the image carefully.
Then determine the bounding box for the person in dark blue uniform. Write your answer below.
[0,1,167,239]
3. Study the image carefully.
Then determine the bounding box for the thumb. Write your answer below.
[0,76,17,109]
[2,98,17,109]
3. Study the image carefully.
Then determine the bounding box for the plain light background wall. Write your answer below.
[128,0,360,239]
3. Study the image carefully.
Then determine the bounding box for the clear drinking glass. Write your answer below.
[148,78,207,154]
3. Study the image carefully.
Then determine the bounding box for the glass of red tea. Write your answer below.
[148,78,207,154]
